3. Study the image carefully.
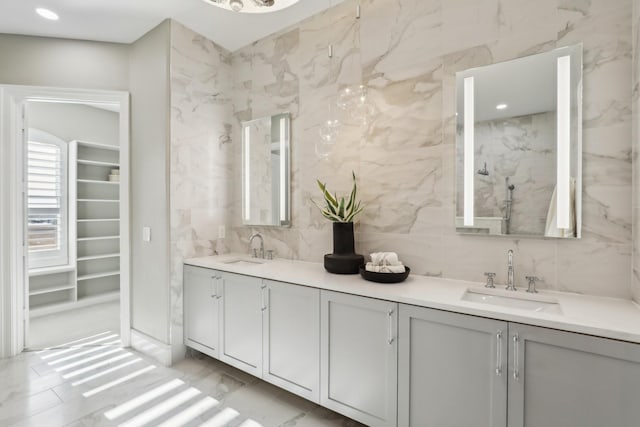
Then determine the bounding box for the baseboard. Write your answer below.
[130,329,172,366]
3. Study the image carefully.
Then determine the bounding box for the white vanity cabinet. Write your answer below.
[508,323,640,427]
[320,290,398,427]
[398,303,640,427]
[262,280,320,402]
[183,265,221,358]
[184,260,640,427]
[398,304,508,427]
[219,271,263,376]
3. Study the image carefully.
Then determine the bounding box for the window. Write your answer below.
[27,129,69,269]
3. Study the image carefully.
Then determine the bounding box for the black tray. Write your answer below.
[359,265,410,284]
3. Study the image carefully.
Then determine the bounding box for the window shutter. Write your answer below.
[27,140,68,266]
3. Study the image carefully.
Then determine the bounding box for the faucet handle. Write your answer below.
[266,249,274,260]
[525,276,539,293]
[484,272,496,288]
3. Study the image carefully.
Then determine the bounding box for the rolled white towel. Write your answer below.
[370,252,400,266]
[365,262,405,274]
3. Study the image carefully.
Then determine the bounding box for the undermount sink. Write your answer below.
[462,288,562,314]
[222,258,266,266]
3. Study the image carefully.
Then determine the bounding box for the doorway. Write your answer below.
[0,85,130,356]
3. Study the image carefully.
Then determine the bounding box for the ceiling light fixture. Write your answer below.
[496,103,508,110]
[35,7,59,21]
[201,0,299,13]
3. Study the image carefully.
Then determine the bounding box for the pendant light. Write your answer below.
[336,2,374,126]
[316,0,341,158]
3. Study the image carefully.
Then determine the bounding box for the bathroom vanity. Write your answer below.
[184,255,640,427]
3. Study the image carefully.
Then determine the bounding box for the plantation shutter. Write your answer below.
[27,138,69,268]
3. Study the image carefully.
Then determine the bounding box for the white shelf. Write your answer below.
[77,271,120,281]
[77,179,120,185]
[30,291,119,318]
[78,253,120,261]
[77,199,119,203]
[77,235,120,242]
[29,284,76,296]
[29,265,75,277]
[75,140,120,151]
[77,159,119,167]
[77,218,120,223]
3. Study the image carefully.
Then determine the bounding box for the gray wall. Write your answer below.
[129,20,171,344]
[27,103,119,145]
[0,34,128,90]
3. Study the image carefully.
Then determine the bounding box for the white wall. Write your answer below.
[27,102,119,145]
[129,20,172,345]
[0,34,128,90]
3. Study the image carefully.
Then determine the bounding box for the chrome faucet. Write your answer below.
[505,249,516,291]
[249,233,264,259]
[526,276,539,293]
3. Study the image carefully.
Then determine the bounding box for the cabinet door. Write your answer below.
[183,265,220,358]
[263,280,320,402]
[398,304,507,427]
[508,323,640,427]
[219,271,263,376]
[320,290,398,427]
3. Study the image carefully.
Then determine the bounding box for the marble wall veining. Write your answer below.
[169,21,233,359]
[225,0,634,299]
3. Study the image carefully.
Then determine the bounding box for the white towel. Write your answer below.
[370,252,401,266]
[366,262,406,274]
[544,177,576,238]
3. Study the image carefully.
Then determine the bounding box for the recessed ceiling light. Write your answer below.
[36,8,59,21]
[496,103,508,110]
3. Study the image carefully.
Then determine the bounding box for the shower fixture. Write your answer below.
[504,177,515,234]
[477,162,489,176]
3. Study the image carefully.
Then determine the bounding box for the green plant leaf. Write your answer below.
[312,172,364,223]
[317,180,338,208]
[338,197,345,219]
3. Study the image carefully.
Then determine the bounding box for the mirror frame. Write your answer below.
[454,44,583,239]
[241,112,291,227]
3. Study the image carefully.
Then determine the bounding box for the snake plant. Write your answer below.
[312,172,364,223]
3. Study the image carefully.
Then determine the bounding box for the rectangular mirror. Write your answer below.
[242,113,291,227]
[455,44,582,239]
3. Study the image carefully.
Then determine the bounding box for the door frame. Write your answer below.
[0,84,131,357]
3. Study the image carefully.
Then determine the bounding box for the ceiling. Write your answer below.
[0,0,342,52]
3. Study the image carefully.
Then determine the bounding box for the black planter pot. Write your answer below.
[324,222,364,274]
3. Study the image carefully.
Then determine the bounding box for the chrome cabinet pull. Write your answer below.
[387,310,394,345]
[513,334,520,380]
[217,277,224,300]
[496,331,502,376]
[210,276,217,298]
[261,283,267,312]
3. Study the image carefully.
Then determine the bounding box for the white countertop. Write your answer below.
[185,254,640,344]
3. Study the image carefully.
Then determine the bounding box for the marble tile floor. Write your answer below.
[0,331,364,427]
[28,302,120,350]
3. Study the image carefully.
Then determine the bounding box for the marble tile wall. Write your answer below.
[455,112,557,236]
[169,21,233,359]
[225,0,634,299]
[633,0,640,303]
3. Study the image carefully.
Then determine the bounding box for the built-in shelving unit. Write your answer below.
[74,140,121,305]
[29,139,122,318]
